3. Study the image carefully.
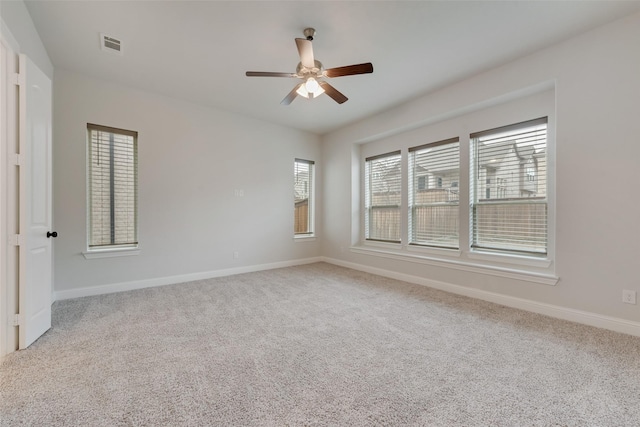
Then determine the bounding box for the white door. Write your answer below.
[18,54,53,349]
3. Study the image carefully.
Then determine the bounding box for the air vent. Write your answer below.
[100,33,123,55]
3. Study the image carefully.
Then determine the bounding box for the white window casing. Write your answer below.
[294,158,314,237]
[357,107,555,284]
[86,123,138,254]
[409,138,460,249]
[470,117,548,256]
[365,151,402,243]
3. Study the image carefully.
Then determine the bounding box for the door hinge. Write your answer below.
[10,234,23,246]
[12,314,21,327]
[12,153,22,166]
[11,72,24,86]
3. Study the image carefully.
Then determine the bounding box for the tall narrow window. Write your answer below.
[294,158,314,236]
[409,138,459,249]
[471,117,547,255]
[87,124,138,249]
[365,151,401,242]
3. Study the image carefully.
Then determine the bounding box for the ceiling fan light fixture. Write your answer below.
[296,80,325,99]
[305,77,319,92]
[296,83,309,98]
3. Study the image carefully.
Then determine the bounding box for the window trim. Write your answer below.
[82,247,140,260]
[408,137,460,250]
[470,117,548,257]
[358,108,555,281]
[350,244,558,286]
[294,158,315,237]
[86,123,139,254]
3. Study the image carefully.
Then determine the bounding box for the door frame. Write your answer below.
[1,27,21,359]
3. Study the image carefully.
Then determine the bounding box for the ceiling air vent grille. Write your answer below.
[100,33,123,55]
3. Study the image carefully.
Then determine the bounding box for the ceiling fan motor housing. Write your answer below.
[296,60,323,78]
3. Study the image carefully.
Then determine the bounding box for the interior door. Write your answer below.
[18,54,53,349]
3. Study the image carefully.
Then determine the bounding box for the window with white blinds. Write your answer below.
[294,158,314,236]
[409,138,460,249]
[471,117,547,255]
[87,124,138,249]
[365,151,402,242]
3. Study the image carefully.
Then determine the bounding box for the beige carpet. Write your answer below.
[1,262,640,426]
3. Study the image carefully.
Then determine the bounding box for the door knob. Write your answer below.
[47,231,58,238]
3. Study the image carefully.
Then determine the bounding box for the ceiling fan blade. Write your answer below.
[281,85,299,105]
[319,82,348,104]
[324,63,374,78]
[246,71,297,77]
[295,38,315,69]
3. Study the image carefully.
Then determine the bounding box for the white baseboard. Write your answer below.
[322,257,640,338]
[53,257,323,301]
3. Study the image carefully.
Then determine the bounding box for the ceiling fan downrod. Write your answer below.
[303,27,315,41]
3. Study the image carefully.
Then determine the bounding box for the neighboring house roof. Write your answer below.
[413,144,458,174]
[294,170,310,202]
[479,140,542,168]
[478,140,514,168]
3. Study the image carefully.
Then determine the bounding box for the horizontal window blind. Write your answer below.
[409,138,459,249]
[471,117,547,255]
[88,124,138,248]
[294,158,314,235]
[365,151,401,242]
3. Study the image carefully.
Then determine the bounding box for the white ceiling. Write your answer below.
[24,0,640,135]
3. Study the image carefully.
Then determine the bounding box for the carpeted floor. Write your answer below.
[1,262,640,426]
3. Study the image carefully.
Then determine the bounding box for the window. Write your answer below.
[471,117,547,255]
[417,175,428,191]
[365,151,401,242]
[87,124,138,250]
[356,91,555,284]
[409,138,460,249]
[497,178,507,199]
[294,158,314,236]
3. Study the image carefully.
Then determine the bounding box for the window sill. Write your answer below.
[294,235,316,242]
[350,244,558,286]
[406,244,462,258]
[467,250,551,268]
[363,239,402,250]
[83,247,140,259]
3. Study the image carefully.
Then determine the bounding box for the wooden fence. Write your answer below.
[368,189,546,252]
[473,202,547,253]
[368,207,401,241]
[294,199,309,234]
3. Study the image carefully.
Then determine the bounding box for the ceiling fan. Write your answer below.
[245,28,373,105]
